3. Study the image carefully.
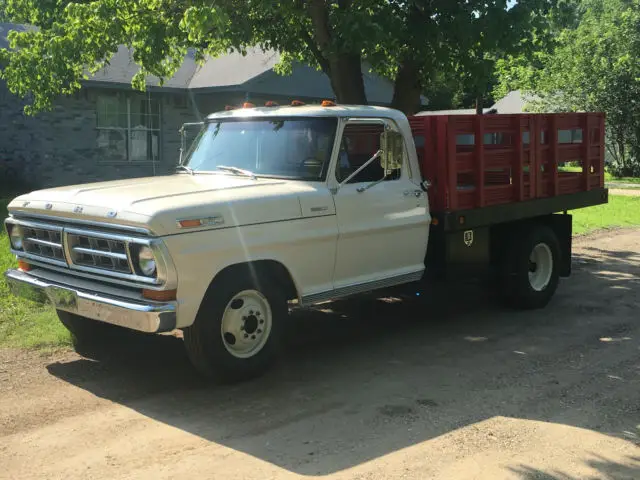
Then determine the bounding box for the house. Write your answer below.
[0,22,417,189]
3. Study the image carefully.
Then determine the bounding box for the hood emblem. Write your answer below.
[45,203,52,210]
[22,201,30,207]
[107,210,118,218]
[73,206,84,214]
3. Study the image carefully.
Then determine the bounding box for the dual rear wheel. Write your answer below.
[499,224,561,310]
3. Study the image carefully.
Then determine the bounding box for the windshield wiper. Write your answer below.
[175,165,195,175]
[216,165,257,179]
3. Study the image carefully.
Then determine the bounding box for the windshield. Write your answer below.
[183,117,338,180]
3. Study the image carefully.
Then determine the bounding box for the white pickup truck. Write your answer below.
[4,104,608,382]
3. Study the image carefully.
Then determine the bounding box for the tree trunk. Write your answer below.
[391,60,422,115]
[307,0,367,105]
[328,53,367,104]
[475,95,483,115]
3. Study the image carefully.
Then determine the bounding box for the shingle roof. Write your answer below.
[0,22,424,106]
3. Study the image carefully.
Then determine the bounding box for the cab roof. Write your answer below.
[205,104,407,123]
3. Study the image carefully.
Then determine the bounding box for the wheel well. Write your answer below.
[209,260,299,301]
[490,214,572,277]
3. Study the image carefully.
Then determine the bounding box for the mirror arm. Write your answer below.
[338,149,383,187]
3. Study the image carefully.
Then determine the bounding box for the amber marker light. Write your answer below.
[17,259,31,271]
[143,289,177,302]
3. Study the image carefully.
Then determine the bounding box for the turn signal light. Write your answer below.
[17,259,31,272]
[291,100,305,106]
[431,217,439,226]
[178,219,202,228]
[143,289,177,302]
[321,100,336,107]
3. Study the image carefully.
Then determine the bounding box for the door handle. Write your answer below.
[404,190,422,198]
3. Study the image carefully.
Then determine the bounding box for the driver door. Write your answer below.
[330,118,430,290]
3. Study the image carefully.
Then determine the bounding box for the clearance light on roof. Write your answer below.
[321,100,336,107]
[224,105,237,111]
[242,102,255,108]
[265,101,279,107]
[291,100,305,106]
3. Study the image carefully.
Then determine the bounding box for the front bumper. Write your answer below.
[4,269,177,333]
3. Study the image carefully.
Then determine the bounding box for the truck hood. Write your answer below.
[8,174,321,235]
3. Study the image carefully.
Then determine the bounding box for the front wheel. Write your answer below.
[182,272,286,383]
[500,224,561,310]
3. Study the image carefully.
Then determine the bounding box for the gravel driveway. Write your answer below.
[1,229,640,480]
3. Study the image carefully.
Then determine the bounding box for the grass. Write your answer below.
[0,197,71,349]
[570,194,640,235]
[1,189,640,351]
[557,165,640,185]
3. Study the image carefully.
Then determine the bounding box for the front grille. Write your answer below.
[67,233,132,273]
[6,216,164,287]
[22,226,66,263]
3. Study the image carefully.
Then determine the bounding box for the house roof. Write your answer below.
[1,22,416,106]
[490,90,530,113]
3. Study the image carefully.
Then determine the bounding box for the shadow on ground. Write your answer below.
[45,241,640,476]
[511,453,640,479]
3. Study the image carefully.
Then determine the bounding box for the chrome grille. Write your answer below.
[67,233,132,273]
[22,225,66,262]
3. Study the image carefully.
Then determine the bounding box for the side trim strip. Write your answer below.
[301,270,424,306]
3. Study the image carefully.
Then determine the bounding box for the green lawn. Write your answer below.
[0,198,71,349]
[1,191,640,350]
[557,166,640,185]
[571,194,640,235]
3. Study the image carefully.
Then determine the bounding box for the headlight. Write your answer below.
[137,246,157,277]
[9,225,24,250]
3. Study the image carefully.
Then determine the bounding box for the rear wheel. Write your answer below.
[182,272,286,383]
[500,224,561,310]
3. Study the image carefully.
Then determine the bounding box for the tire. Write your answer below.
[500,224,561,310]
[57,310,136,349]
[182,271,287,383]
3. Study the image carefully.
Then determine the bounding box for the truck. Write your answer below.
[3,102,608,382]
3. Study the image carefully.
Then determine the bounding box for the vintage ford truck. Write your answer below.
[3,103,608,382]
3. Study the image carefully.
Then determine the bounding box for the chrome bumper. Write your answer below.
[4,269,177,333]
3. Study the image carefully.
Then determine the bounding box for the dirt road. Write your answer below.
[2,229,640,480]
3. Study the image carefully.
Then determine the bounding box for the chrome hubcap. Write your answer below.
[528,243,553,292]
[221,290,272,358]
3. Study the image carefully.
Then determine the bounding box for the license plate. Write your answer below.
[46,286,78,311]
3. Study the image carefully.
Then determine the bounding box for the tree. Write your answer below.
[495,0,640,176]
[1,1,555,116]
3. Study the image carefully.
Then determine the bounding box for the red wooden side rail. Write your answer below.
[408,112,606,214]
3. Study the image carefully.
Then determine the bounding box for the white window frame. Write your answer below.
[96,93,161,164]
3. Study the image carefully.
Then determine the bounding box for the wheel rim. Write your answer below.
[528,243,553,292]
[220,290,272,359]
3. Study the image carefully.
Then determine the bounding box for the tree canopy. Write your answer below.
[1,1,555,115]
[495,0,640,176]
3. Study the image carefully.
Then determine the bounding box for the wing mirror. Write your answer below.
[379,130,404,174]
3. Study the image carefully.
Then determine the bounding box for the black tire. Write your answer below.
[500,224,561,310]
[182,271,286,383]
[57,310,136,348]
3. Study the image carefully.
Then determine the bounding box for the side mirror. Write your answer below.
[380,130,404,174]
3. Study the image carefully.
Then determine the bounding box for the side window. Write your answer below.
[336,123,402,184]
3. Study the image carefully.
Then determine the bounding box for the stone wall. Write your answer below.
[0,84,196,190]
